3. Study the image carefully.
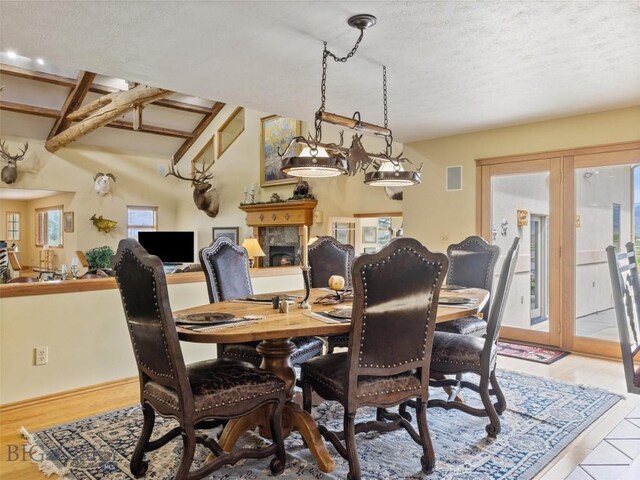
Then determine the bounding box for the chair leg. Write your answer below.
[130,403,155,477]
[302,381,312,414]
[268,399,286,475]
[416,398,435,475]
[174,427,197,480]
[480,374,501,438]
[344,412,361,480]
[490,369,507,414]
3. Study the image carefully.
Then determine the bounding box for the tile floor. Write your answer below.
[565,403,640,479]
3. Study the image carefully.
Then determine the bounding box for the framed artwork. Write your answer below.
[260,115,301,187]
[362,226,377,244]
[364,247,377,254]
[217,107,245,157]
[212,226,239,244]
[63,212,74,233]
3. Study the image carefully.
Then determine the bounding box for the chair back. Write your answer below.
[447,235,500,318]
[7,251,22,271]
[347,237,447,404]
[112,239,189,398]
[7,276,37,283]
[308,236,355,288]
[483,237,520,357]
[200,237,253,303]
[607,242,640,393]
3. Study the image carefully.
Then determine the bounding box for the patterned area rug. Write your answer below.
[23,370,619,480]
[497,341,571,364]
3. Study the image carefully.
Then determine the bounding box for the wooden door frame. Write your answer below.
[476,141,640,357]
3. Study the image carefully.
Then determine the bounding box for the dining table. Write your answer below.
[175,286,489,473]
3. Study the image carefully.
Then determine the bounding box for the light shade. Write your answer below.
[281,146,349,178]
[364,161,421,187]
[242,238,265,258]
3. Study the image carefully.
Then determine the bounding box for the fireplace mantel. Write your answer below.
[239,199,317,268]
[239,199,317,227]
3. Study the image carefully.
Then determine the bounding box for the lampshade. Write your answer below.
[242,238,265,258]
[281,146,349,178]
[364,160,421,187]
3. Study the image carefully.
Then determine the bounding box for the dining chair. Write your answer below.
[301,237,448,480]
[607,242,640,395]
[428,237,520,438]
[435,235,500,336]
[112,238,286,478]
[307,235,355,353]
[200,237,323,366]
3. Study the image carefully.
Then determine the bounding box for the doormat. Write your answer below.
[497,340,570,364]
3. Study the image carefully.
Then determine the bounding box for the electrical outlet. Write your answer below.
[35,346,48,365]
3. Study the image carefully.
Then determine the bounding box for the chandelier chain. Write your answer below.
[383,65,388,129]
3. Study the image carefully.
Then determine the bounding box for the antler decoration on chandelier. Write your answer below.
[279,14,421,187]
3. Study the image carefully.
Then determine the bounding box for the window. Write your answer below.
[6,212,20,241]
[36,206,63,247]
[127,206,157,239]
[612,203,621,250]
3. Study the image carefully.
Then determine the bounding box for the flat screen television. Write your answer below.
[138,231,195,264]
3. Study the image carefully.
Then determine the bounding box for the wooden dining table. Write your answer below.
[176,287,489,473]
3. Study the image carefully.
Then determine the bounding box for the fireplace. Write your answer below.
[269,246,296,267]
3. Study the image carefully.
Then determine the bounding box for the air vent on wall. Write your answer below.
[446,166,463,191]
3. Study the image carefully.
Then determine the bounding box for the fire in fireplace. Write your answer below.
[269,246,296,267]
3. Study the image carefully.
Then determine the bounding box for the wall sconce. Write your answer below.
[501,219,509,236]
[517,209,529,228]
[576,215,581,228]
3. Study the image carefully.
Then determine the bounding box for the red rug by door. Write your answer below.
[497,341,570,364]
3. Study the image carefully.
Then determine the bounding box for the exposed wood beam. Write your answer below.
[0,100,60,118]
[172,102,226,164]
[108,120,192,138]
[46,85,172,152]
[0,100,191,138]
[0,63,77,88]
[48,71,97,139]
[90,85,213,114]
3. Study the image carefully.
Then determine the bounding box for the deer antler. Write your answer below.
[166,157,214,186]
[0,140,28,162]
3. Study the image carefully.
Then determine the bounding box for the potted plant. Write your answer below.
[85,246,115,270]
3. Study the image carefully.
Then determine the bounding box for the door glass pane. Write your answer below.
[574,164,636,341]
[491,171,550,332]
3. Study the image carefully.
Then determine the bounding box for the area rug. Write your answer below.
[23,370,620,480]
[497,341,570,364]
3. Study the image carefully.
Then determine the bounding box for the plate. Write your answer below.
[439,296,473,305]
[245,293,299,302]
[442,284,466,291]
[326,308,352,319]
[175,312,236,325]
[243,315,266,321]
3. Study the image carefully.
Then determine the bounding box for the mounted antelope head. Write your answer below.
[93,172,116,196]
[0,140,28,184]
[166,158,219,218]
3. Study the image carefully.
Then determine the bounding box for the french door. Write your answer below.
[478,142,640,356]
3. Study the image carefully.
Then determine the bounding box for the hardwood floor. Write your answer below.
[0,355,638,479]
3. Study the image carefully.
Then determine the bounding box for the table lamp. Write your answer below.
[242,237,265,268]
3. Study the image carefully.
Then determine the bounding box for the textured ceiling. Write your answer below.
[1,1,639,143]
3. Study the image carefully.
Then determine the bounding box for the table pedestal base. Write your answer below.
[218,338,336,473]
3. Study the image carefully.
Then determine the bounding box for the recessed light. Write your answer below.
[7,51,17,59]
[36,58,45,65]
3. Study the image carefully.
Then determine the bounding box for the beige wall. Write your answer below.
[403,106,640,252]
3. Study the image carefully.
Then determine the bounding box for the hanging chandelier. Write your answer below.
[279,14,421,187]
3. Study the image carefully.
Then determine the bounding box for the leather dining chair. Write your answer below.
[307,235,355,353]
[200,237,323,366]
[607,242,640,395]
[428,237,520,438]
[112,238,286,478]
[301,237,448,480]
[436,235,500,336]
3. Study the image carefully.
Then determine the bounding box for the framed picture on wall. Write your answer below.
[212,226,239,244]
[64,212,74,233]
[260,115,301,187]
[362,226,377,244]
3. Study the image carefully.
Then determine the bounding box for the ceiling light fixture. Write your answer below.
[7,51,17,59]
[279,14,421,187]
[36,58,45,65]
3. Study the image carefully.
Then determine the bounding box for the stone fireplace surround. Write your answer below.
[239,199,317,268]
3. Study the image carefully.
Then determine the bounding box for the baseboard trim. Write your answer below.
[0,376,138,413]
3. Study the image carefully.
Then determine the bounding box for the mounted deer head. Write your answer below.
[93,172,116,196]
[166,157,219,218]
[0,140,28,184]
